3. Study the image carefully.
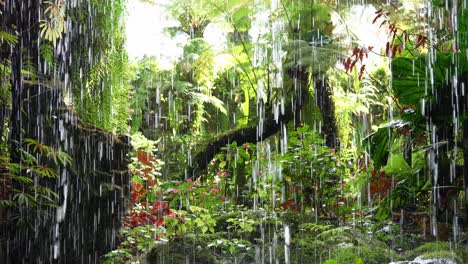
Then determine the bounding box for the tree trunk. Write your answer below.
[314,73,338,148]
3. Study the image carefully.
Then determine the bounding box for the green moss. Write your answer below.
[406,242,452,259]
[420,250,461,263]
[332,246,394,264]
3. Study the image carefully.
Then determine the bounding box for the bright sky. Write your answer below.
[125,0,187,66]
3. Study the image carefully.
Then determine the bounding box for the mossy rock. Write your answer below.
[405,242,468,263]
[420,250,462,263]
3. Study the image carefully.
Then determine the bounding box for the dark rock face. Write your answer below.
[1,89,130,263]
[0,0,131,262]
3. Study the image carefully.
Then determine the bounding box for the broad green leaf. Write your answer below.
[384,154,412,177]
[365,127,390,169]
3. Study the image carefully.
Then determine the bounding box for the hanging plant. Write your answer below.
[39,0,66,46]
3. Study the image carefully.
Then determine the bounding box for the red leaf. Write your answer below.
[391,29,397,42]
[139,211,148,218]
[133,216,143,224]
[148,214,157,223]
[279,199,300,211]
[375,8,382,14]
[137,151,156,166]
[358,65,366,80]
[415,35,427,48]
[129,219,138,227]
[140,167,153,175]
[352,47,360,57]
[179,214,186,222]
[379,20,387,28]
[155,219,164,227]
[133,182,143,192]
[344,58,351,72]
[164,208,172,216]
[385,42,390,56]
[131,191,139,202]
[151,201,168,214]
[372,13,382,24]
[391,44,399,58]
[349,60,357,72]
[167,212,177,218]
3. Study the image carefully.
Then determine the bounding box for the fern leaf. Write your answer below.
[0,31,18,46]
[13,176,33,184]
[192,92,227,115]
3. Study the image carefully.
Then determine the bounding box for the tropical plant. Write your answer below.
[0,138,71,223]
[39,0,66,46]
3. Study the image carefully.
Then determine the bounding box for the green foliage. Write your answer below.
[283,41,342,72]
[0,138,71,220]
[328,66,389,150]
[297,223,399,264]
[226,215,255,233]
[165,206,217,237]
[130,132,158,152]
[0,59,12,110]
[207,238,252,256]
[282,124,353,217]
[128,53,228,135]
[68,0,131,134]
[103,225,163,263]
[365,125,392,169]
[392,56,441,107]
[39,43,55,66]
[105,1,468,263]
[332,246,375,264]
[458,6,468,52]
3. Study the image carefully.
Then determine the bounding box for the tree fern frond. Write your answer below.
[52,150,72,166]
[13,176,33,184]
[0,31,18,46]
[32,165,57,178]
[192,92,227,115]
